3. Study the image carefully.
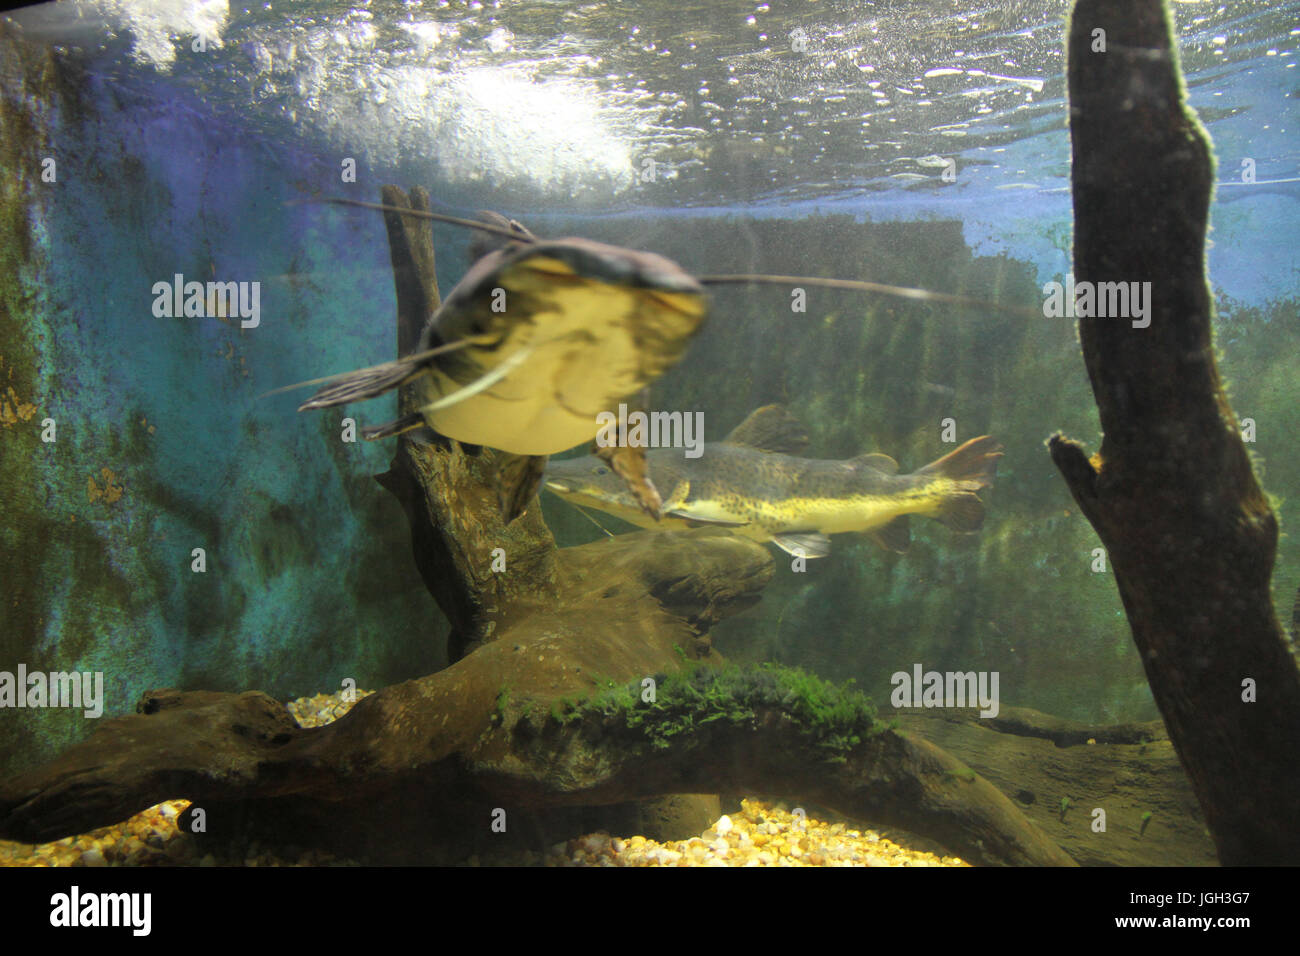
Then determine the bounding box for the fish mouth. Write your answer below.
[543,477,575,493]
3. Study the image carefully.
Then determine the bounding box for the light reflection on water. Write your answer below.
[7,0,1294,206]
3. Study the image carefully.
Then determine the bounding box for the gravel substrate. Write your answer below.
[1,688,965,867]
[476,799,967,867]
[0,797,356,868]
[567,799,966,867]
[285,688,374,728]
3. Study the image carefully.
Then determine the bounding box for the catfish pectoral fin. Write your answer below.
[298,355,434,410]
[362,412,428,441]
[406,426,451,449]
[593,442,663,520]
[771,532,831,559]
[497,454,549,525]
[625,472,663,521]
[668,512,747,528]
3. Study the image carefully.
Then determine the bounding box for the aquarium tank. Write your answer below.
[0,0,1297,880]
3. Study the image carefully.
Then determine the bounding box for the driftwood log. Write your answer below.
[0,524,1071,866]
[1049,0,1300,864]
[897,706,1217,867]
[0,187,1075,866]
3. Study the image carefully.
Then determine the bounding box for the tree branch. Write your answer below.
[1054,0,1300,864]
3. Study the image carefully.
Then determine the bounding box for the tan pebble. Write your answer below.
[809,853,826,865]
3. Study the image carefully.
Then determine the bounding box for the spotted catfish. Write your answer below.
[544,405,1002,558]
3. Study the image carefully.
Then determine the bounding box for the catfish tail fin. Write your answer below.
[916,436,1003,532]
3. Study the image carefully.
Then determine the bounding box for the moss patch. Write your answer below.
[538,663,884,762]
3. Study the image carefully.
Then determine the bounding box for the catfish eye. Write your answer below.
[594,465,610,476]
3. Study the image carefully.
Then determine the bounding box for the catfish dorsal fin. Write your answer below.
[853,452,900,474]
[721,405,810,454]
[469,210,536,261]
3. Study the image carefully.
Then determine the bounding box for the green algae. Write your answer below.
[0,62,449,764]
[544,663,884,763]
[0,27,105,773]
[0,31,60,662]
